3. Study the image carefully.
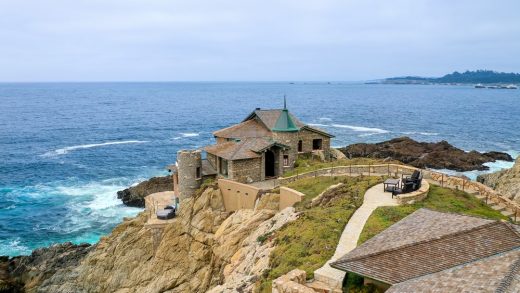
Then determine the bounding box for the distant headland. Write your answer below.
[369,70,520,87]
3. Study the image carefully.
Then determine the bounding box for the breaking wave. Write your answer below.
[330,124,389,134]
[42,140,148,157]
[173,132,201,140]
[401,131,439,136]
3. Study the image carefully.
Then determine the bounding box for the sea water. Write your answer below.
[1,82,519,256]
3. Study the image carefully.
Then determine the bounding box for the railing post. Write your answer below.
[368,164,371,177]
[441,174,444,187]
[462,179,465,191]
[387,164,390,176]
[349,164,352,177]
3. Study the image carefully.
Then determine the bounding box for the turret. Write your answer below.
[177,149,202,199]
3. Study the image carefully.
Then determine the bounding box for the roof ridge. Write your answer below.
[496,250,520,293]
[228,139,248,160]
[336,220,503,263]
[213,119,252,134]
[504,222,520,238]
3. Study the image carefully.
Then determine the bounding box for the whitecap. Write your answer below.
[42,140,148,157]
[331,124,389,134]
[401,131,439,136]
[180,132,200,137]
[319,117,332,122]
[308,123,329,127]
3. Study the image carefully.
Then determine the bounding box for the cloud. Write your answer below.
[0,0,519,81]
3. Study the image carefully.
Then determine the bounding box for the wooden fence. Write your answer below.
[275,163,519,221]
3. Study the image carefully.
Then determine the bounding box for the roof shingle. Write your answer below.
[331,209,520,291]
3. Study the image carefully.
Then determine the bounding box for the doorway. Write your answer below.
[265,149,275,178]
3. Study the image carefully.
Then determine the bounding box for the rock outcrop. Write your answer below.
[26,183,298,292]
[117,175,173,207]
[0,242,93,293]
[477,157,520,203]
[340,137,513,171]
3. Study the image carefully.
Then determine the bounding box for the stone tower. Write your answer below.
[177,149,202,199]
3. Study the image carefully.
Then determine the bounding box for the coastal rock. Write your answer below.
[477,156,520,203]
[117,175,173,207]
[0,242,93,293]
[339,137,512,172]
[37,183,297,293]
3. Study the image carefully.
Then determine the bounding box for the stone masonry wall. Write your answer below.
[298,128,331,156]
[177,150,202,199]
[229,157,262,183]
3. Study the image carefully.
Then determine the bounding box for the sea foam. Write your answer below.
[330,124,389,134]
[42,140,148,157]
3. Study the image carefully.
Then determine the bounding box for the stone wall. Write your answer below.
[177,150,202,199]
[218,179,261,211]
[298,128,331,157]
[229,157,263,183]
[396,180,430,205]
[271,131,299,173]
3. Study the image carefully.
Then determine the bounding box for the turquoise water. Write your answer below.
[1,82,519,256]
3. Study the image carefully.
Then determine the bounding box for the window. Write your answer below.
[283,155,289,166]
[219,157,228,176]
[312,139,322,150]
[196,167,201,179]
[298,140,303,152]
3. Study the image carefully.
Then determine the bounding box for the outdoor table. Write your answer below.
[383,178,400,192]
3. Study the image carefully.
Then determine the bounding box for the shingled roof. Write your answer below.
[331,209,520,292]
[243,109,306,130]
[204,137,289,160]
[213,119,270,139]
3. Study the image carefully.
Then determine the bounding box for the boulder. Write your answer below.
[477,156,520,203]
[339,137,512,172]
[117,175,173,207]
[0,242,93,293]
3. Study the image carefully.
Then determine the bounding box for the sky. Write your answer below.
[0,0,519,82]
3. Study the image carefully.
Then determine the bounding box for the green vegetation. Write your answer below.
[358,184,508,245]
[258,176,382,292]
[386,70,520,84]
[282,156,397,178]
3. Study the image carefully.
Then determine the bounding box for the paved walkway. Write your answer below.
[313,183,399,289]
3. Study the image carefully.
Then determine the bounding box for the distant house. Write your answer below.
[331,209,520,292]
[203,103,334,183]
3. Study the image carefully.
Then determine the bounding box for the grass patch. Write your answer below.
[358,184,509,245]
[282,157,398,178]
[258,176,382,292]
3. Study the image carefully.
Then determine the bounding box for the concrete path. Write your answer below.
[313,183,399,289]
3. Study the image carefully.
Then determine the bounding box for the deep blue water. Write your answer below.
[1,82,519,256]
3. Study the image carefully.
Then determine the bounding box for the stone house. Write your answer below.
[203,104,334,183]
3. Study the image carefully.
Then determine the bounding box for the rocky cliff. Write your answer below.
[0,242,93,293]
[340,137,512,171]
[117,175,173,207]
[7,183,297,292]
[477,156,520,203]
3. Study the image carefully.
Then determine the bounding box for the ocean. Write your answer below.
[1,82,519,256]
